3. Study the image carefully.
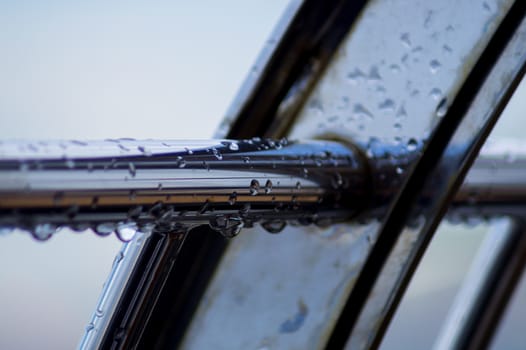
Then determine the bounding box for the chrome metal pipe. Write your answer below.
[434,218,526,350]
[0,138,369,240]
[3,138,526,242]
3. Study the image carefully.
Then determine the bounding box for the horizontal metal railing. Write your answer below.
[0,138,369,240]
[1,138,526,242]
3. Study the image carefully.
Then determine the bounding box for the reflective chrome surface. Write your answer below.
[434,218,526,350]
[0,139,368,240]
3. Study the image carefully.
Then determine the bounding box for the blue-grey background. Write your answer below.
[0,1,524,349]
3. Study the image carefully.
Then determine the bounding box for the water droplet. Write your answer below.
[368,66,382,81]
[378,99,395,112]
[346,68,367,84]
[85,323,95,333]
[70,140,88,146]
[138,145,152,157]
[400,32,411,48]
[95,223,116,236]
[250,179,260,196]
[128,162,136,177]
[228,142,239,151]
[243,156,250,164]
[436,97,448,118]
[261,220,286,234]
[118,144,130,152]
[396,167,404,174]
[212,148,223,160]
[265,180,273,194]
[429,88,442,100]
[396,105,408,119]
[337,96,349,110]
[407,138,418,152]
[65,159,75,169]
[0,226,14,236]
[331,173,344,189]
[176,156,186,168]
[443,44,453,53]
[429,59,441,74]
[295,181,302,190]
[228,192,237,205]
[209,216,244,238]
[353,104,373,119]
[389,64,401,73]
[116,222,138,242]
[32,223,57,241]
[309,98,324,113]
[424,10,433,28]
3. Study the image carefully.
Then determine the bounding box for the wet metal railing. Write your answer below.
[0,138,369,240]
[2,138,526,241]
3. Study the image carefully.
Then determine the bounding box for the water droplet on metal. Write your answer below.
[347,68,366,84]
[407,138,418,152]
[228,192,237,205]
[429,87,443,100]
[32,223,57,241]
[212,148,223,160]
[85,323,95,333]
[128,162,136,177]
[368,66,382,81]
[261,220,286,234]
[138,145,152,157]
[65,159,75,169]
[95,223,116,236]
[378,99,395,112]
[243,156,250,164]
[353,104,373,119]
[295,181,302,190]
[389,64,401,73]
[116,222,138,242]
[332,173,344,189]
[265,180,273,194]
[0,226,14,236]
[176,156,186,168]
[400,32,411,48]
[436,97,448,118]
[228,142,239,151]
[396,167,404,175]
[250,179,260,196]
[209,216,244,238]
[429,59,441,74]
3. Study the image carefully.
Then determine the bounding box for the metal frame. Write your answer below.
[2,1,526,349]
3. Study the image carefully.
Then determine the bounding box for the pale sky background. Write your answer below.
[0,1,525,349]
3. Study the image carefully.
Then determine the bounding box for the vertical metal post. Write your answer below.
[434,218,526,350]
